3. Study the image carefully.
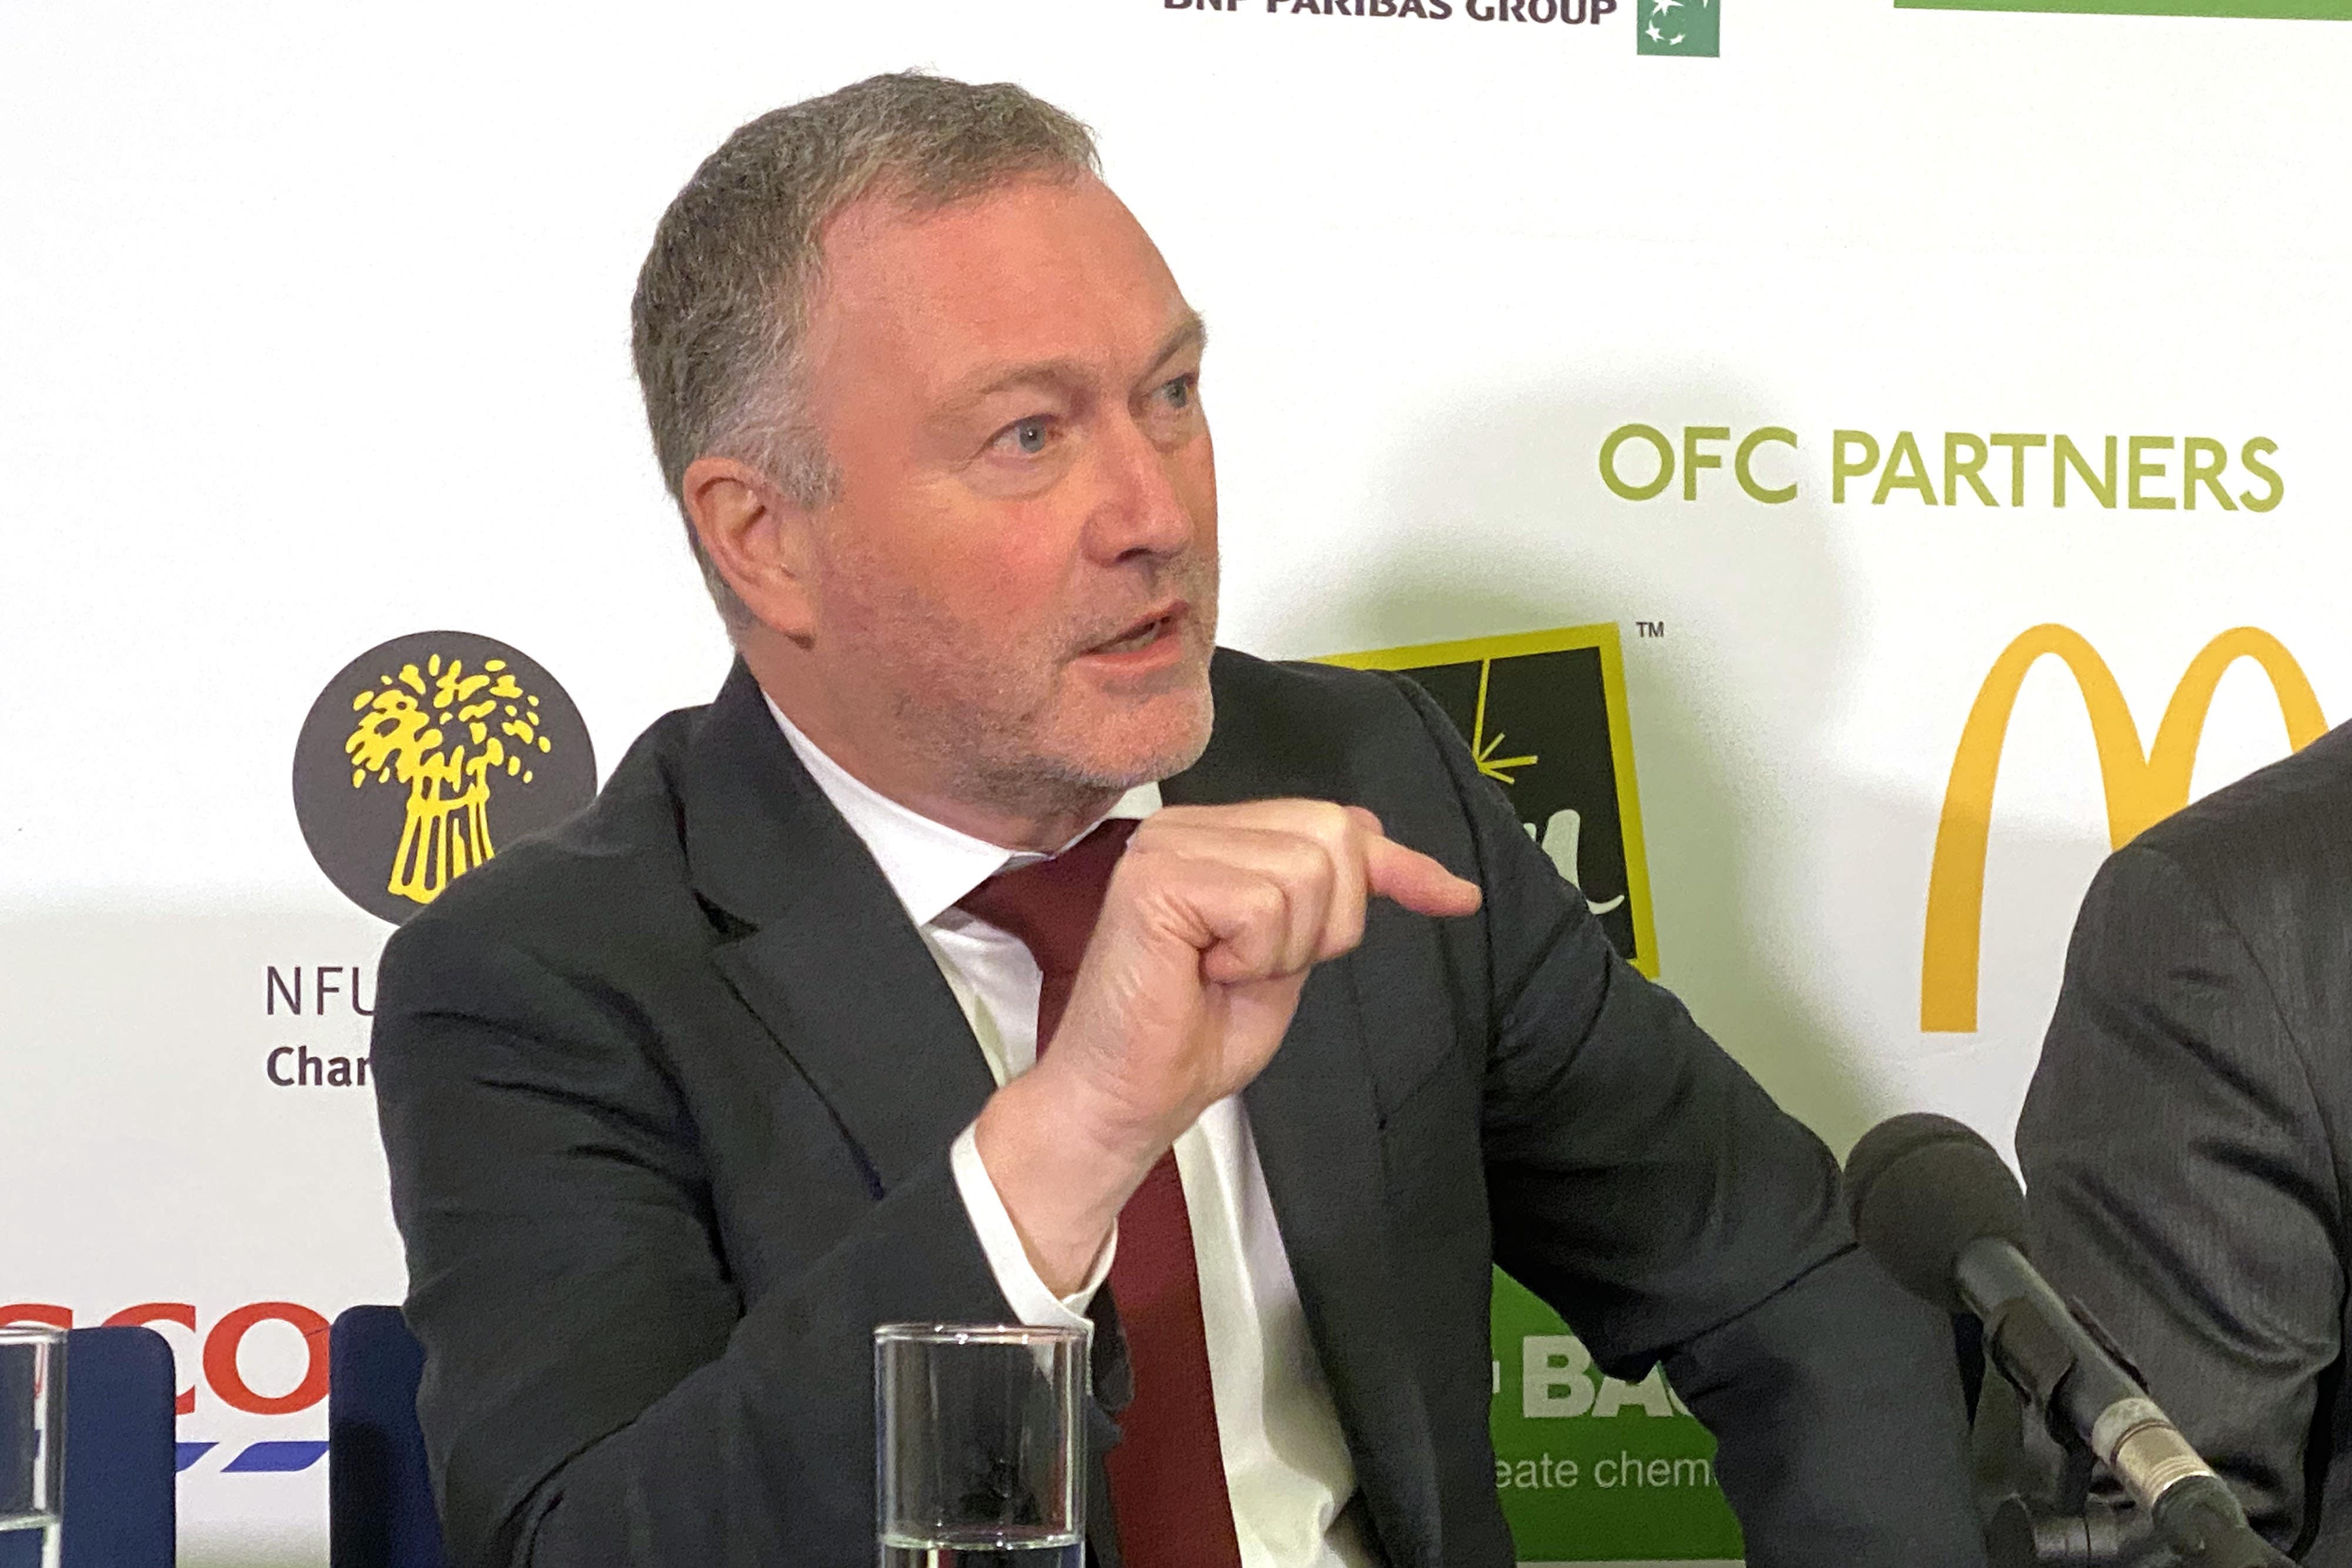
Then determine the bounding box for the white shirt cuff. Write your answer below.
[951,1120,1115,1329]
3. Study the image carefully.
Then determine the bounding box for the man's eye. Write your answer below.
[1162,376,1194,411]
[1007,417,1050,455]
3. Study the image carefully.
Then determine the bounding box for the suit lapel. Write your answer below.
[1240,969,1444,1566]
[682,663,996,1193]
[1163,700,1444,1566]
[684,665,1122,1563]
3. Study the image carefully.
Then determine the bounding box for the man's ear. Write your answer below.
[680,455,817,640]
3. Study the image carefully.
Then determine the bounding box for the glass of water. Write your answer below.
[874,1323,1084,1568]
[0,1325,64,1568]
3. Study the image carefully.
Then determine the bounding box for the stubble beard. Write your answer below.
[881,568,1218,827]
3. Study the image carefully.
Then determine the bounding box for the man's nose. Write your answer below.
[1082,412,1201,564]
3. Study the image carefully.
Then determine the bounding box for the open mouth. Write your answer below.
[1086,604,1185,657]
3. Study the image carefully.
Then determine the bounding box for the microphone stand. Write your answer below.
[1842,1114,2293,1568]
[1973,1368,2139,1567]
[1965,1302,2290,1568]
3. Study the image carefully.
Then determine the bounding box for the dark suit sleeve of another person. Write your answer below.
[2019,842,2344,1557]
[371,912,1010,1568]
[1384,675,1986,1568]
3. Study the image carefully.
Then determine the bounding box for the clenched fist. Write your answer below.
[975,800,1481,1292]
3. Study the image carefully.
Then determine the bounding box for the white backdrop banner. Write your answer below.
[4,2,2346,1563]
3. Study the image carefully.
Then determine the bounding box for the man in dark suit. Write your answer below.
[2019,720,2352,1563]
[370,72,1984,1567]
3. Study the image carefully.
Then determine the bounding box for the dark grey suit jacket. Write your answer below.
[372,650,1983,1568]
[2020,720,2352,1562]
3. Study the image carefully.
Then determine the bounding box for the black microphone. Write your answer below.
[1846,1112,2286,1568]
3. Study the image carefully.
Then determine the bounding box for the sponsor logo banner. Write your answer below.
[1158,0,1622,24]
[1896,0,2349,16]
[1491,1275,1741,1562]
[1921,624,2327,1032]
[3,1299,338,1476]
[1598,423,2284,513]
[292,631,595,924]
[1323,623,1659,976]
[1637,0,1718,55]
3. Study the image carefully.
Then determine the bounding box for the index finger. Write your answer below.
[1362,834,1481,919]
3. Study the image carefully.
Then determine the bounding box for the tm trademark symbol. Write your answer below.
[1636,620,1667,639]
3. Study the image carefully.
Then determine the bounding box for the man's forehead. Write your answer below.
[812,177,1194,386]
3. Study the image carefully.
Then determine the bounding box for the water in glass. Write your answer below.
[874,1324,1085,1568]
[0,1326,63,1568]
[878,1526,1083,1567]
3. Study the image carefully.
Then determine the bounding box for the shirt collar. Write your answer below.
[765,693,1160,929]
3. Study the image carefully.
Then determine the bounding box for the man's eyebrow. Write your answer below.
[951,358,1088,406]
[1145,312,1210,375]
[944,312,1210,407]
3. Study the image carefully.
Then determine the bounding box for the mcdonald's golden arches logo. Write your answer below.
[1922,625,2328,1032]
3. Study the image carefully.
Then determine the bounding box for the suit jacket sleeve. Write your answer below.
[1385,673,1986,1568]
[371,912,1014,1568]
[2018,841,2343,1557]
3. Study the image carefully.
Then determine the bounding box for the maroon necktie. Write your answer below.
[958,818,1246,1568]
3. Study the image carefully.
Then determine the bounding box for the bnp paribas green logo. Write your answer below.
[1637,0,1718,55]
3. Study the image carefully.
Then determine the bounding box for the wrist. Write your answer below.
[973,1069,1162,1296]
[1030,1052,1174,1175]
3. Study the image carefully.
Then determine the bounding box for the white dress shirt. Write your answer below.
[767,698,1375,1568]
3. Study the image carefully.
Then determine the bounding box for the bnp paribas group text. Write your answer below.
[1167,0,1622,22]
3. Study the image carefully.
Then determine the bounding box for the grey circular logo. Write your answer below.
[292,631,596,924]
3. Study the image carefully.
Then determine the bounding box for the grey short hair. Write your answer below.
[630,72,1101,628]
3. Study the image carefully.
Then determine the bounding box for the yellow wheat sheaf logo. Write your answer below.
[293,631,596,925]
[344,654,554,907]
[1921,624,2328,1032]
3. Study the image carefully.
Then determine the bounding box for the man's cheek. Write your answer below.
[960,549,1066,628]
[1181,434,1218,526]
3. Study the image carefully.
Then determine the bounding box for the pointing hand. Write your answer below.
[975,800,1480,1291]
